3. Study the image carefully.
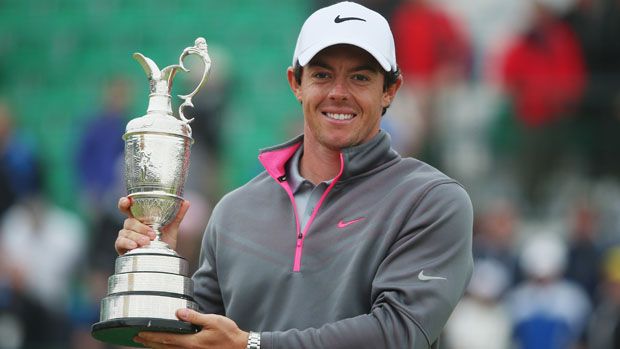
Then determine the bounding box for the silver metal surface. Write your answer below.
[100,294,199,321]
[108,272,194,295]
[96,38,211,332]
[124,134,190,234]
[115,253,189,275]
[124,240,180,256]
[123,37,211,239]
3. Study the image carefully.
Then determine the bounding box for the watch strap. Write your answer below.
[246,331,261,349]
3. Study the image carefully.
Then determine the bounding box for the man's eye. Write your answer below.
[352,74,370,81]
[313,72,330,79]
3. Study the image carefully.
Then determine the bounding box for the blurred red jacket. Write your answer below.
[502,19,586,127]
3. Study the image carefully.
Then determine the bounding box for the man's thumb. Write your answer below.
[176,308,206,325]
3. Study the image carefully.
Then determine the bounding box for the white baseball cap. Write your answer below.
[292,1,397,72]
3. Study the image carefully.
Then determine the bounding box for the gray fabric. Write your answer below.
[286,146,330,231]
[192,130,473,349]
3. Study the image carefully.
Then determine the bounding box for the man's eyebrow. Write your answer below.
[307,61,332,70]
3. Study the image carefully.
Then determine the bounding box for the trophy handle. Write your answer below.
[176,37,212,123]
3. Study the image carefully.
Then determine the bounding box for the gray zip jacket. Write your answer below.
[193,131,473,348]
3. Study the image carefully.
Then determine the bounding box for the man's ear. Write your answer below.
[382,75,403,109]
[287,67,302,102]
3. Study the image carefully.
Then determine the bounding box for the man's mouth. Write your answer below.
[324,112,355,121]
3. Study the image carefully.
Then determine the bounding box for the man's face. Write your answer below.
[288,44,400,151]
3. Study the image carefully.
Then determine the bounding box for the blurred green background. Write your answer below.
[0,0,309,211]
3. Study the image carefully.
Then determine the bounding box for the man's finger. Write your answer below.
[114,236,138,255]
[133,336,185,349]
[136,331,190,348]
[123,218,156,239]
[118,196,134,218]
[118,229,152,246]
[176,308,224,328]
[166,200,190,231]
[176,308,207,326]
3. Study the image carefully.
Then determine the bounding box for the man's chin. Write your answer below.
[319,138,359,151]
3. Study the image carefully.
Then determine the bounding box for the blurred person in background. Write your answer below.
[499,0,585,206]
[388,0,470,159]
[0,162,87,348]
[75,76,130,223]
[565,199,603,303]
[0,99,45,349]
[0,100,39,215]
[73,77,132,349]
[565,0,620,179]
[444,259,512,349]
[473,198,521,287]
[391,0,470,93]
[588,246,620,349]
[508,234,591,349]
[114,2,474,348]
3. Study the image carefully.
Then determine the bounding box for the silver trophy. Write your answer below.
[91,38,211,347]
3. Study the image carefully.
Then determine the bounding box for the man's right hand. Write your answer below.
[114,196,190,255]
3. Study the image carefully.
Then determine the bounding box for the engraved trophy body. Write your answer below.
[91,38,211,347]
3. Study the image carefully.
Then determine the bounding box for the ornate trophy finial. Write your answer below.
[92,38,211,347]
[131,37,211,124]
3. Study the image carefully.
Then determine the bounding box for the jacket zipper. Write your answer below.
[285,153,345,272]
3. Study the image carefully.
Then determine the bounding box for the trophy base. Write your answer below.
[91,317,200,347]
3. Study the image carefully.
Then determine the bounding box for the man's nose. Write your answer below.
[327,78,349,100]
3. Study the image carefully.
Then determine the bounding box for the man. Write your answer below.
[115,2,473,348]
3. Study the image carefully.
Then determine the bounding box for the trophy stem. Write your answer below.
[151,224,163,242]
[134,223,174,253]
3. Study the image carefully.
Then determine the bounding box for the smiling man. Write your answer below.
[115,2,473,349]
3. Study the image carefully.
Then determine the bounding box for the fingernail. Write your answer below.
[139,236,150,244]
[177,308,189,319]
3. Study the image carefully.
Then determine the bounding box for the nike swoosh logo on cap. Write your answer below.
[337,217,365,228]
[418,270,447,281]
[334,15,366,23]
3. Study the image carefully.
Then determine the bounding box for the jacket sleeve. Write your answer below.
[192,215,226,315]
[260,182,474,349]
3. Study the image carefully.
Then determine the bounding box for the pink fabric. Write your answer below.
[258,143,302,180]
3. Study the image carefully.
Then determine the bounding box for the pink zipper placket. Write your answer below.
[290,153,345,272]
[277,179,303,256]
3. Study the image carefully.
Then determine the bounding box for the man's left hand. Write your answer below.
[134,309,249,349]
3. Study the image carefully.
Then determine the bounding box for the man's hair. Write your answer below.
[293,62,400,116]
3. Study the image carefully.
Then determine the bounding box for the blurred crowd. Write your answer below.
[1,0,619,348]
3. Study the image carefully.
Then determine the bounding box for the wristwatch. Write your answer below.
[246,331,261,349]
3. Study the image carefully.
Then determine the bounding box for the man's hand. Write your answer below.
[114,196,190,255]
[133,309,249,349]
